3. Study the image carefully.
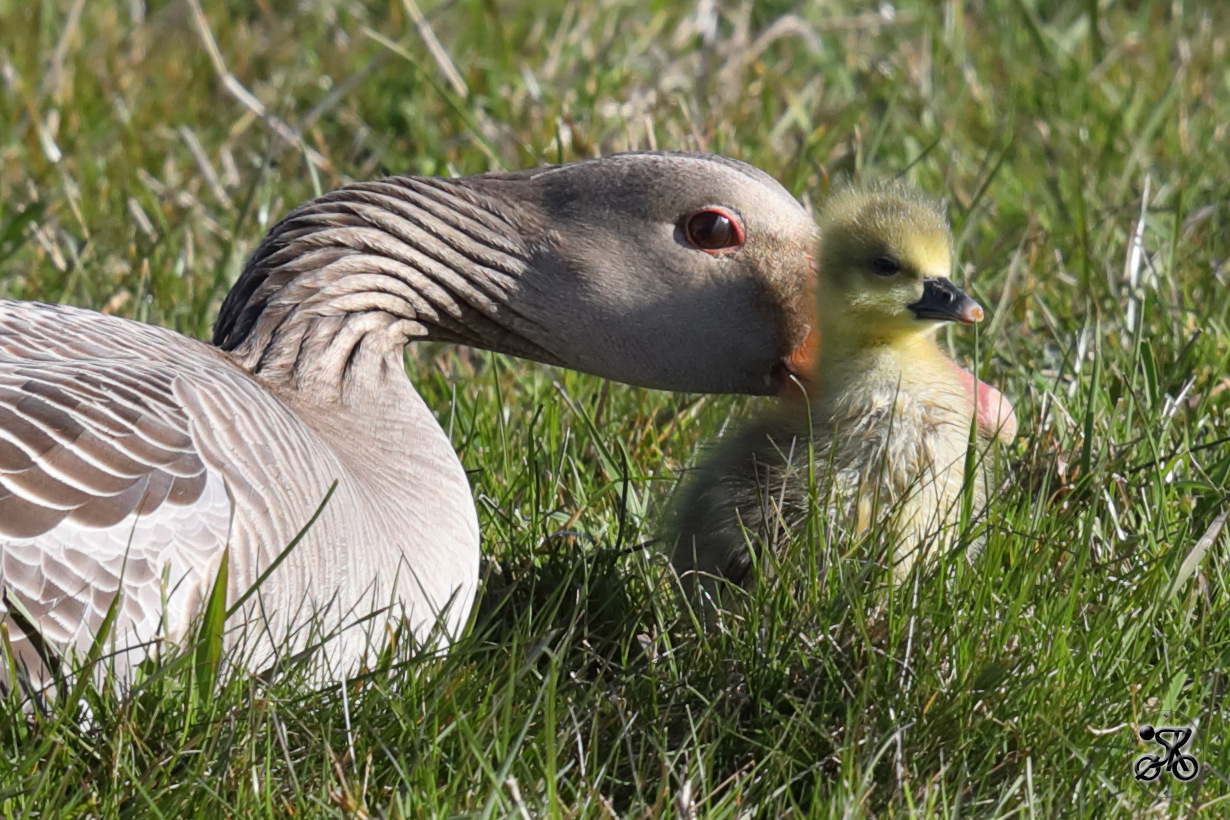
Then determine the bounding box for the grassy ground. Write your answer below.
[2,0,1229,816]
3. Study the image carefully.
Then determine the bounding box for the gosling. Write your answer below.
[672,182,1016,592]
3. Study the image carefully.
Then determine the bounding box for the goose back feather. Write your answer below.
[1,302,476,687]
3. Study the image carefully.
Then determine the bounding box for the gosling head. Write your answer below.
[815,182,982,349]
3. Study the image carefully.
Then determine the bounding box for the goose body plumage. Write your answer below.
[1,300,478,684]
[0,152,821,692]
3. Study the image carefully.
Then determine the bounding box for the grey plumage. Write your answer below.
[0,151,821,695]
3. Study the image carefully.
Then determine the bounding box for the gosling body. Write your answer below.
[674,182,1015,588]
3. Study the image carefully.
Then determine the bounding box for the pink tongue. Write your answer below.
[952,362,1017,443]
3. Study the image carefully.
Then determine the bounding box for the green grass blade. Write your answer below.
[193,549,229,708]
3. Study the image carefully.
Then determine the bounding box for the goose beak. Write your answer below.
[909,277,984,324]
[780,325,819,398]
[951,361,1018,443]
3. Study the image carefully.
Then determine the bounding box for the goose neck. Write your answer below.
[212,177,561,399]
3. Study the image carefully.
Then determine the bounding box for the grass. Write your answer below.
[2,0,1229,815]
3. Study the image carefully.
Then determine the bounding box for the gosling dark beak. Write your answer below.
[908,277,984,324]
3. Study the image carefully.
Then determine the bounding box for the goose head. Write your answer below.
[461,153,819,395]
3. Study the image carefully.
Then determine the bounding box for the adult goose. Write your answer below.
[0,152,819,690]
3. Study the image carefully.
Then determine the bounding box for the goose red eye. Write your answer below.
[683,209,744,252]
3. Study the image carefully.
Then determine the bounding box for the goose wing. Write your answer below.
[0,306,233,685]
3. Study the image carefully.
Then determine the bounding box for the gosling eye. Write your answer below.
[683,209,745,253]
[870,256,902,276]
